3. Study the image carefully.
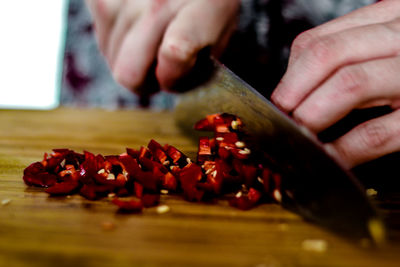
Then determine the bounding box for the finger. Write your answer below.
[107,1,144,66]
[156,0,239,89]
[112,0,185,90]
[271,18,400,113]
[325,109,400,168]
[86,0,123,53]
[293,55,400,133]
[288,0,400,66]
[211,16,238,59]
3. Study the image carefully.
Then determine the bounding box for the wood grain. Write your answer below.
[0,108,399,267]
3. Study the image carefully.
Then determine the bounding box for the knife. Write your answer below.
[173,58,385,244]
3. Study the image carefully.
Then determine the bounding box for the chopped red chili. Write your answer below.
[111,198,143,212]
[23,113,282,213]
[45,180,80,195]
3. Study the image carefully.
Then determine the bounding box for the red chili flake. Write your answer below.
[79,151,98,183]
[169,165,181,177]
[45,180,80,195]
[200,159,225,194]
[197,137,212,163]
[58,165,80,182]
[94,172,127,187]
[23,162,57,187]
[220,159,235,178]
[178,163,204,201]
[166,145,182,164]
[261,167,272,193]
[240,164,258,187]
[215,132,239,147]
[230,147,251,160]
[194,113,242,133]
[147,139,165,154]
[142,194,160,208]
[248,187,262,203]
[154,149,168,164]
[161,172,177,191]
[126,148,140,159]
[111,198,143,212]
[217,146,231,160]
[116,187,129,197]
[133,169,158,191]
[193,114,218,131]
[139,146,152,159]
[229,187,262,210]
[133,182,143,198]
[139,156,156,171]
[80,184,113,200]
[118,155,141,178]
[272,173,282,191]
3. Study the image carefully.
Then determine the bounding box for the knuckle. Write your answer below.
[290,31,315,59]
[334,66,367,96]
[385,17,400,32]
[382,18,400,47]
[308,35,336,63]
[291,31,314,52]
[149,0,168,14]
[357,121,390,149]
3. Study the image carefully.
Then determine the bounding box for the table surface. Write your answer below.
[1,108,399,267]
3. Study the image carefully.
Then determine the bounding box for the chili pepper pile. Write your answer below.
[23,113,282,212]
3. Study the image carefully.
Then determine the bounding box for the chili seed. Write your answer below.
[239,148,251,155]
[235,141,245,148]
[160,189,169,195]
[301,239,328,253]
[1,199,11,206]
[156,205,170,214]
[231,120,239,130]
[273,189,282,203]
[366,188,377,197]
[106,173,115,180]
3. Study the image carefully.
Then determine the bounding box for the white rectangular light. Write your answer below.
[0,0,67,109]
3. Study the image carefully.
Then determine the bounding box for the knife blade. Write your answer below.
[174,58,385,244]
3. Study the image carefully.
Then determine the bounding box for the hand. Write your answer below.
[85,0,240,90]
[271,0,400,168]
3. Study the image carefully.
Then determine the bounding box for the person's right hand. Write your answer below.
[85,0,240,91]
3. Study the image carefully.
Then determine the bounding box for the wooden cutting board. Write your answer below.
[0,108,399,267]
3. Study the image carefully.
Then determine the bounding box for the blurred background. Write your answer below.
[0,0,374,111]
[0,1,67,109]
[0,0,175,110]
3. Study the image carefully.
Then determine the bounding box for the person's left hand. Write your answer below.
[271,0,400,168]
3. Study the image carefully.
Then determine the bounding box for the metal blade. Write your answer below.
[174,59,385,243]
